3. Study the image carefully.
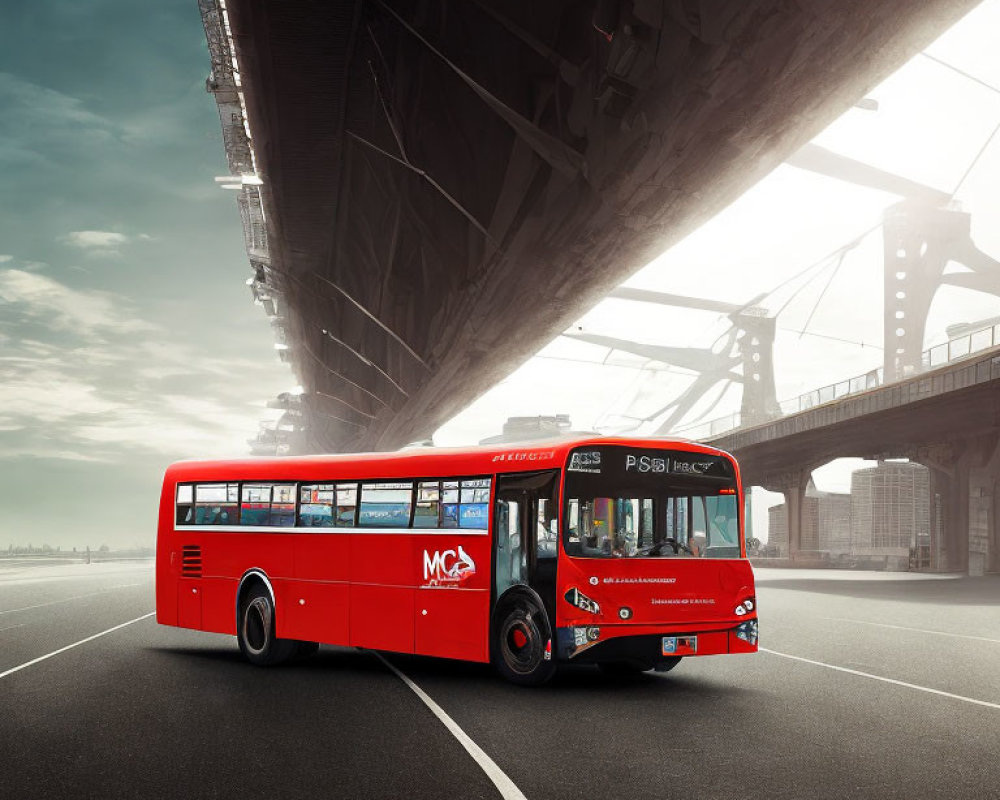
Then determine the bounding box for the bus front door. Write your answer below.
[493,471,559,626]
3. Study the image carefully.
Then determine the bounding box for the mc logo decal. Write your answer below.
[423,546,476,587]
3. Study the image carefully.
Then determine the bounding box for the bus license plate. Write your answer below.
[662,636,697,655]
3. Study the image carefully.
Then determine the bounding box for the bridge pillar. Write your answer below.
[736,312,781,426]
[967,435,1000,576]
[918,444,967,573]
[762,469,813,561]
[919,437,1000,575]
[926,466,967,573]
[882,203,972,381]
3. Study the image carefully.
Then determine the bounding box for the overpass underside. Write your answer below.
[221,0,980,453]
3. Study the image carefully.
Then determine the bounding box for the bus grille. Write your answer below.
[181,545,202,577]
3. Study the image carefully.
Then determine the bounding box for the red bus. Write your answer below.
[156,437,757,684]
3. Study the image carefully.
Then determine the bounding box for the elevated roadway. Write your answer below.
[211,0,981,453]
[709,347,1000,575]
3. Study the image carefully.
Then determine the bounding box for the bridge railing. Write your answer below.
[673,322,1000,440]
[923,323,1000,369]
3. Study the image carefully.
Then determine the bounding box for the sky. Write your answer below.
[2,1,999,548]
[0,1,293,549]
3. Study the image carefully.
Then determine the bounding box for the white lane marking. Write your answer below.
[819,617,1000,644]
[0,624,25,634]
[0,584,149,616]
[0,612,154,680]
[373,652,528,800]
[761,647,1000,711]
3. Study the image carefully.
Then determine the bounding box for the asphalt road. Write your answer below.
[1,562,998,800]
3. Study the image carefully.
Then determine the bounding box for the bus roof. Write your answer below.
[163,436,735,484]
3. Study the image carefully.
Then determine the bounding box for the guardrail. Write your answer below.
[673,322,1000,440]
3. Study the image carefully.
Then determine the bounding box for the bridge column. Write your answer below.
[927,468,949,571]
[918,444,967,573]
[763,470,812,561]
[918,439,1000,575]
[967,435,1000,576]
[882,203,970,381]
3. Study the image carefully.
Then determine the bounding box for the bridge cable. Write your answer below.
[770,223,881,317]
[952,118,1000,198]
[919,52,1000,97]
[797,246,851,339]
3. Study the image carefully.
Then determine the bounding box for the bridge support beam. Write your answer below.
[917,437,1000,575]
[967,435,1000,576]
[762,469,815,562]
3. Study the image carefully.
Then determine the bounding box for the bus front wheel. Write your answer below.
[493,600,555,686]
[237,583,297,666]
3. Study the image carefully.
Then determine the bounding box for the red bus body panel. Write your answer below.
[155,437,757,665]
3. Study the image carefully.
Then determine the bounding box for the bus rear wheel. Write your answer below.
[493,600,555,686]
[237,583,297,666]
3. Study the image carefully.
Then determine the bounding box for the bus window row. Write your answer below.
[175,478,492,530]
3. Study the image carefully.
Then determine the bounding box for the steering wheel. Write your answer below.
[644,537,692,556]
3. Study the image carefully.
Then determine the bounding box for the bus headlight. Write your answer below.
[565,587,601,615]
[734,597,755,616]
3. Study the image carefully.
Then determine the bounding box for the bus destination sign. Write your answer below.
[624,454,716,475]
[567,446,731,479]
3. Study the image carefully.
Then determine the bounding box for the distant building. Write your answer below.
[763,461,932,568]
[850,461,930,556]
[766,480,851,557]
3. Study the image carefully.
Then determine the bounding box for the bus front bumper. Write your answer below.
[555,619,758,664]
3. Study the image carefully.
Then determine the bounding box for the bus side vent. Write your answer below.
[181,545,202,577]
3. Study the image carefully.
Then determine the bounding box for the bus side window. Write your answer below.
[413,481,440,527]
[270,484,296,527]
[176,484,193,525]
[196,484,238,526]
[441,482,459,528]
[335,484,358,526]
[359,482,413,527]
[299,484,335,527]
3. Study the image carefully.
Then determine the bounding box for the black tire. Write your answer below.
[597,660,652,677]
[237,583,297,666]
[492,599,556,686]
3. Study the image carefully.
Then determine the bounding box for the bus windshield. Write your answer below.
[563,446,741,559]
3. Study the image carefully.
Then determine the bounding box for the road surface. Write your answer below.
[1,561,997,799]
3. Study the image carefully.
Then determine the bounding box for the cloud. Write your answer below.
[0,255,11,263]
[0,268,154,336]
[64,230,128,249]
[0,266,292,464]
